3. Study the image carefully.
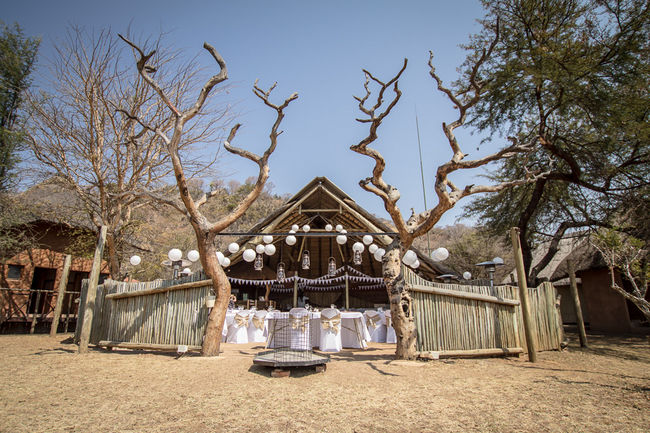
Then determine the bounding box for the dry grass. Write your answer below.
[0,333,648,432]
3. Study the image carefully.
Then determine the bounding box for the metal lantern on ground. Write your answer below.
[302,250,311,270]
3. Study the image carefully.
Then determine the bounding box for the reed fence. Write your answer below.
[406,267,562,356]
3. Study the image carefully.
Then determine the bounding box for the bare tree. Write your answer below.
[26,27,223,279]
[120,35,297,356]
[351,25,549,359]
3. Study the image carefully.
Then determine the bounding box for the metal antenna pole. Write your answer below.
[416,113,431,254]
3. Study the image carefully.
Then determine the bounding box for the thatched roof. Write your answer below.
[225,176,450,280]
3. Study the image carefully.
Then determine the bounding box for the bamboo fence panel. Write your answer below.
[406,267,562,354]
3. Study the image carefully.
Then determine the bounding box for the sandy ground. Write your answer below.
[0,332,648,433]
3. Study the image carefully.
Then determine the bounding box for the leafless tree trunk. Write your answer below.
[27,27,222,279]
[352,23,548,360]
[121,35,297,356]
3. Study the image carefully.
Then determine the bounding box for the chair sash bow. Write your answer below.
[234,313,249,328]
[252,315,265,330]
[321,314,341,334]
[290,314,309,333]
[385,316,392,329]
[366,314,380,329]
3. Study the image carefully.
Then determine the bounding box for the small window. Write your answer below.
[7,265,23,280]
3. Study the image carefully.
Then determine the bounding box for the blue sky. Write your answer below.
[6,0,499,227]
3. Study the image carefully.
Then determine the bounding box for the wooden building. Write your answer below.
[0,220,109,332]
[221,177,448,309]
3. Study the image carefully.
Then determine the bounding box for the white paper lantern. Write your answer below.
[362,235,373,245]
[411,259,420,269]
[431,247,449,262]
[242,249,256,262]
[463,271,472,280]
[168,248,182,262]
[228,242,239,254]
[182,267,192,275]
[352,242,365,252]
[302,224,310,232]
[336,235,347,245]
[187,250,200,262]
[368,244,379,254]
[492,256,504,265]
[286,235,297,246]
[374,248,385,262]
[263,235,273,244]
[129,255,141,266]
[340,229,347,234]
[216,251,225,265]
[222,257,231,267]
[291,224,299,232]
[335,224,343,232]
[325,224,333,231]
[264,244,276,256]
[403,250,417,265]
[255,244,266,254]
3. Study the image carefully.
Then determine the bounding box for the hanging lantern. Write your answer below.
[336,234,347,245]
[328,257,337,276]
[255,244,266,254]
[463,271,472,280]
[263,235,273,244]
[325,224,333,231]
[254,253,263,271]
[335,224,343,232]
[353,249,362,265]
[222,257,231,267]
[362,235,373,245]
[187,250,200,262]
[403,250,417,266]
[302,224,310,232]
[216,251,225,265]
[129,255,141,266]
[242,249,256,262]
[368,244,378,254]
[264,244,276,255]
[228,242,239,254]
[286,235,297,246]
[302,250,310,270]
[291,224,299,232]
[277,262,286,282]
[352,242,365,252]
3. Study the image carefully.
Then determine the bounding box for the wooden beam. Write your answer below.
[50,254,72,337]
[419,347,524,359]
[78,225,107,354]
[97,341,202,352]
[105,279,212,300]
[409,284,520,306]
[568,260,588,348]
[510,227,538,362]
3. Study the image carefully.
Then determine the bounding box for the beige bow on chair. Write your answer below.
[385,316,392,329]
[366,314,380,329]
[321,314,341,334]
[234,313,249,328]
[252,315,265,330]
[290,315,309,333]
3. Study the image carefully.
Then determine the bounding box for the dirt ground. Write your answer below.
[0,332,648,433]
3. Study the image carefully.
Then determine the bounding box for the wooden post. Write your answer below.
[50,254,72,337]
[29,291,42,334]
[345,272,349,310]
[567,260,588,348]
[292,271,298,308]
[78,226,107,354]
[510,227,537,362]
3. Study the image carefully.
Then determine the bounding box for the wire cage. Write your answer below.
[253,312,330,368]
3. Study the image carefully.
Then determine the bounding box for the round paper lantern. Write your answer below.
[368,244,378,254]
[129,255,141,266]
[182,267,192,275]
[187,250,200,262]
[264,244,276,255]
[362,235,373,245]
[291,224,299,232]
[352,242,364,252]
[263,235,273,244]
[492,256,504,265]
[242,249,256,262]
[216,251,225,265]
[168,248,182,262]
[335,224,343,232]
[463,271,472,280]
[325,224,333,231]
[374,248,385,262]
[403,250,417,265]
[222,257,231,267]
[302,224,310,232]
[340,229,347,234]
[228,242,239,254]
[336,235,347,245]
[431,247,449,262]
[255,244,265,254]
[411,259,420,269]
[286,235,297,246]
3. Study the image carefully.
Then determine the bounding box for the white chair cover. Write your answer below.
[364,310,387,343]
[288,307,310,350]
[384,310,397,344]
[226,311,250,344]
[319,308,342,352]
[247,310,267,343]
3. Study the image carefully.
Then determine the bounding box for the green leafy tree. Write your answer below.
[462,0,649,285]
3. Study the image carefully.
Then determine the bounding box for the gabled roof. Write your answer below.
[226,176,449,279]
